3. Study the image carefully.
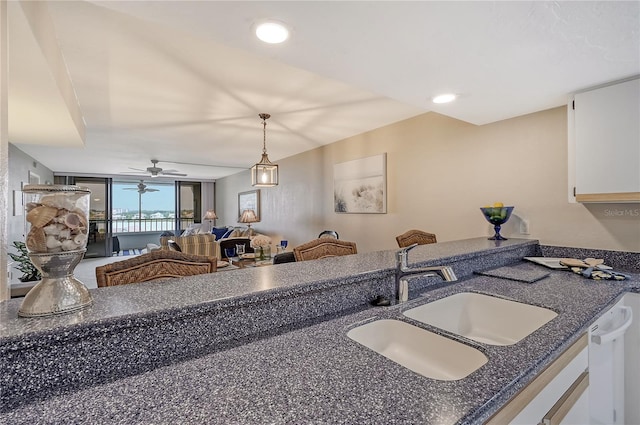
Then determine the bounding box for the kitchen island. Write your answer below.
[1,238,639,424]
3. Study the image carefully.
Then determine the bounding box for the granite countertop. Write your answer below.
[2,238,639,424]
[3,263,638,423]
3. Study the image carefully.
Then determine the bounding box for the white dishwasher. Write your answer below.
[588,294,637,425]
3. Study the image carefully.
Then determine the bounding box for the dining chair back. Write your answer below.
[318,230,339,239]
[95,250,217,287]
[395,229,437,248]
[293,238,357,262]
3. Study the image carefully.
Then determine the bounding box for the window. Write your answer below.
[112,180,176,232]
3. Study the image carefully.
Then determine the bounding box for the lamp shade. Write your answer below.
[203,210,218,220]
[239,209,258,224]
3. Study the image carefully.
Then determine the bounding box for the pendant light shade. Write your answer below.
[251,113,279,187]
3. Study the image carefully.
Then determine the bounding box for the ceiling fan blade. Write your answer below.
[128,167,147,172]
[145,188,160,192]
[161,171,187,176]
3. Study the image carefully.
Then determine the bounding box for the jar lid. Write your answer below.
[22,184,91,194]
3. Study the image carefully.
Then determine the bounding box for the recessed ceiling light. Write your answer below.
[255,21,290,44]
[432,93,457,104]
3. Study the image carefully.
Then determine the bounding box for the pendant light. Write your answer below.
[251,113,279,187]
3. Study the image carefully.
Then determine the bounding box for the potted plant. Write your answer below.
[8,241,41,282]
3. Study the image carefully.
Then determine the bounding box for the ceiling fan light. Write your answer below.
[255,21,289,44]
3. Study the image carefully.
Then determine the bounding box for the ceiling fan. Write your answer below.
[128,159,187,178]
[123,180,160,194]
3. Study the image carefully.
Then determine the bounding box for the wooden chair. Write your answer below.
[293,238,357,262]
[318,230,339,239]
[395,229,437,248]
[95,250,217,287]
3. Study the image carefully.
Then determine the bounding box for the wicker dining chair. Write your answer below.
[95,250,217,287]
[395,229,438,248]
[293,238,357,262]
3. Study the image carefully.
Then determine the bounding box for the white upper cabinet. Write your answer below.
[572,77,640,203]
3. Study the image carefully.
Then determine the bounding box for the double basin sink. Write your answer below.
[347,292,557,380]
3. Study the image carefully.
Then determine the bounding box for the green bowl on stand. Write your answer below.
[480,206,515,240]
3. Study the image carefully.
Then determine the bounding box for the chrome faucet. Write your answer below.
[395,243,457,303]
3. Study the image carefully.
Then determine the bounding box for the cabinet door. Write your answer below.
[574,78,640,202]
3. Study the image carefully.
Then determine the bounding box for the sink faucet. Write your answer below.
[395,243,457,303]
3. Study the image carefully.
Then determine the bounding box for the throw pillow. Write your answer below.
[211,227,229,241]
[167,240,182,252]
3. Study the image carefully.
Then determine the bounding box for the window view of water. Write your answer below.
[111,181,184,233]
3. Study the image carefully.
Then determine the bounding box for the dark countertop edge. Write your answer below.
[0,268,388,348]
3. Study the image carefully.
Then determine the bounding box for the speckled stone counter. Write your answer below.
[1,238,638,424]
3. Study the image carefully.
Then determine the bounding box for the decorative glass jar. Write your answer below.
[18,185,93,317]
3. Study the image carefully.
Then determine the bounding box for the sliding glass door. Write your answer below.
[55,176,112,258]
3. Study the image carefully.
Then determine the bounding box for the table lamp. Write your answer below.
[203,209,218,233]
[239,209,258,236]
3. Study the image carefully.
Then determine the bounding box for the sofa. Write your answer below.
[160,234,220,258]
[158,226,260,260]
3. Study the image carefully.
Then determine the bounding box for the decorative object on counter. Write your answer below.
[559,258,629,281]
[251,113,279,187]
[8,241,41,282]
[480,203,514,240]
[251,234,272,260]
[18,184,92,317]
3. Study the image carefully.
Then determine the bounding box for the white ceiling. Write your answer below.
[9,1,640,181]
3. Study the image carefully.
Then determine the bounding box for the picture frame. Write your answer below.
[334,153,387,214]
[238,190,260,221]
[28,171,40,185]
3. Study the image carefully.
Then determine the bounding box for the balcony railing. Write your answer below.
[92,218,196,234]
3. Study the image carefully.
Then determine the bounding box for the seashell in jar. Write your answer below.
[24,202,40,213]
[61,239,81,251]
[26,227,47,252]
[40,193,75,210]
[59,228,71,240]
[26,205,59,228]
[46,235,63,250]
[73,233,88,246]
[43,223,64,236]
[61,212,83,229]
[71,208,88,228]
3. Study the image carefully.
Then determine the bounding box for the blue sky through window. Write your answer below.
[113,181,175,211]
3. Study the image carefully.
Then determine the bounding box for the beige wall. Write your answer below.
[216,106,640,253]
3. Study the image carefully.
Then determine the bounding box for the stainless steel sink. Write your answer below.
[347,319,487,380]
[403,292,557,345]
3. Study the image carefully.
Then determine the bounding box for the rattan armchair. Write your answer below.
[96,250,217,287]
[395,229,437,248]
[293,238,357,262]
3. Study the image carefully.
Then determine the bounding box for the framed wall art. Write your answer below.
[334,153,387,214]
[238,189,260,221]
[28,171,40,185]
